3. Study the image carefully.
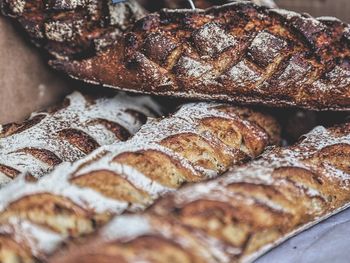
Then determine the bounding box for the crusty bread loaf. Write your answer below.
[51,2,350,110]
[0,91,160,186]
[0,0,146,59]
[0,102,279,262]
[49,122,350,263]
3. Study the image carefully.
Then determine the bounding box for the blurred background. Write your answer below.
[277,0,349,22]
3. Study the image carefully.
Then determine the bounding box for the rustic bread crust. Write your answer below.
[49,122,350,263]
[0,102,279,262]
[0,91,160,186]
[0,0,146,59]
[51,2,350,110]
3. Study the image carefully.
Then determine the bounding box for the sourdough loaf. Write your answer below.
[0,91,160,186]
[50,122,350,263]
[0,102,279,262]
[0,0,146,59]
[51,2,350,110]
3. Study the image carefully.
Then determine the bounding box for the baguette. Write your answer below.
[0,102,279,262]
[0,91,160,186]
[51,2,350,110]
[0,0,275,61]
[50,122,350,263]
[0,0,147,59]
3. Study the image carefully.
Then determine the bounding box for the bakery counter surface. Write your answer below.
[258,207,350,263]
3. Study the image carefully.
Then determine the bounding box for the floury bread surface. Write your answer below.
[0,102,280,262]
[50,123,350,263]
[51,2,350,110]
[0,0,275,61]
[0,91,161,186]
[0,0,147,59]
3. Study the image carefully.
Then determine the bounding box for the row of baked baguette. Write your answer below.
[0,91,161,186]
[50,122,350,263]
[0,1,348,263]
[0,0,147,59]
[2,1,349,111]
[0,0,274,60]
[0,101,280,262]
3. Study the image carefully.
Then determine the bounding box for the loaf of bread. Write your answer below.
[49,122,350,263]
[0,102,279,262]
[0,0,146,59]
[0,91,160,186]
[51,2,350,110]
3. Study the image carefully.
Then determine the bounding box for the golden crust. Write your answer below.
[0,193,95,236]
[50,123,350,263]
[0,235,36,263]
[113,149,202,188]
[0,103,279,263]
[71,170,151,204]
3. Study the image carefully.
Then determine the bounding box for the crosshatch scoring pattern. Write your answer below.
[0,0,147,59]
[54,2,350,110]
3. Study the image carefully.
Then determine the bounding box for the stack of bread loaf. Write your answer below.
[0,0,348,262]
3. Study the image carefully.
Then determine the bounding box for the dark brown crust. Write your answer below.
[51,2,350,110]
[57,128,100,154]
[0,0,147,59]
[0,164,20,179]
[124,109,148,125]
[0,114,46,138]
[88,119,132,142]
[16,148,63,167]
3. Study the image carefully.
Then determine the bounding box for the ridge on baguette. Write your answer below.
[0,102,280,262]
[49,122,350,263]
[0,91,161,186]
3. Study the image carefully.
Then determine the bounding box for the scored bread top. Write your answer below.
[0,0,147,59]
[0,102,279,261]
[0,91,161,186]
[49,123,350,263]
[0,0,276,61]
[53,2,350,110]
